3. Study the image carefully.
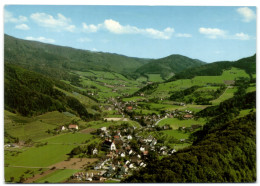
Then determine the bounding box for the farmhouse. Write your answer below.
[183,114,193,119]
[69,124,79,130]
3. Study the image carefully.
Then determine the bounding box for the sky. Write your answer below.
[3,5,256,62]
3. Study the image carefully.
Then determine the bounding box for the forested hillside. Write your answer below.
[134,54,205,79]
[4,34,150,79]
[4,64,97,120]
[168,54,256,81]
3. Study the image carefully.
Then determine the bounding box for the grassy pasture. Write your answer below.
[35,169,79,183]
[4,111,78,141]
[147,74,164,82]
[211,87,237,105]
[157,118,206,129]
[5,167,48,183]
[146,67,249,99]
[86,120,141,129]
[5,144,77,167]
[39,133,94,144]
[122,96,146,102]
[160,130,190,140]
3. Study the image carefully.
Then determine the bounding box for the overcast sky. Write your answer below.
[4,5,256,62]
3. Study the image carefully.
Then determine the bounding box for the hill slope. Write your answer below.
[4,64,98,120]
[4,34,150,79]
[168,54,256,81]
[134,54,205,79]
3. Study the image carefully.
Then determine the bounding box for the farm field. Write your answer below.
[39,133,95,144]
[160,130,190,140]
[35,169,79,183]
[4,111,80,141]
[50,158,98,170]
[70,70,145,102]
[143,67,249,99]
[147,74,164,82]
[157,118,206,129]
[211,87,237,105]
[86,120,141,129]
[5,167,48,183]
[5,144,78,167]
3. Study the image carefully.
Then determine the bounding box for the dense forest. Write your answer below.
[4,64,95,120]
[134,54,205,79]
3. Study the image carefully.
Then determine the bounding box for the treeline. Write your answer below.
[167,54,256,82]
[131,83,159,97]
[169,85,226,105]
[4,64,95,120]
[169,86,201,101]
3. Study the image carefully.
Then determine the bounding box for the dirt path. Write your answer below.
[155,117,167,125]
[211,86,230,103]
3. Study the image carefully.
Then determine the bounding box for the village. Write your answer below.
[65,97,202,182]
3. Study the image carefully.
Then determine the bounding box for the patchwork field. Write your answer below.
[140,68,250,100]
[49,158,98,170]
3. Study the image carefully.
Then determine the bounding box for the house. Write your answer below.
[140,162,146,167]
[61,126,67,131]
[143,151,149,156]
[94,162,103,170]
[183,114,193,119]
[170,149,177,154]
[127,135,133,140]
[161,151,167,155]
[93,148,98,155]
[120,152,126,157]
[140,147,145,152]
[111,141,117,151]
[100,127,107,131]
[69,124,79,130]
[129,163,135,169]
[102,140,116,151]
[126,106,133,110]
[114,135,120,140]
[128,149,133,155]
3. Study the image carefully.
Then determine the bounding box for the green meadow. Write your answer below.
[39,133,94,144]
[35,169,79,183]
[4,111,79,141]
[5,144,77,167]
[5,167,48,183]
[157,118,206,129]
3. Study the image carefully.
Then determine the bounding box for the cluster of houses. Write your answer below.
[70,124,182,182]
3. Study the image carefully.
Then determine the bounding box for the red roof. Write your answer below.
[114,135,120,139]
[127,106,133,110]
[183,114,193,118]
[143,151,149,155]
[69,124,78,129]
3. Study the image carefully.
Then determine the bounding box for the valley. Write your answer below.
[4,35,256,183]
